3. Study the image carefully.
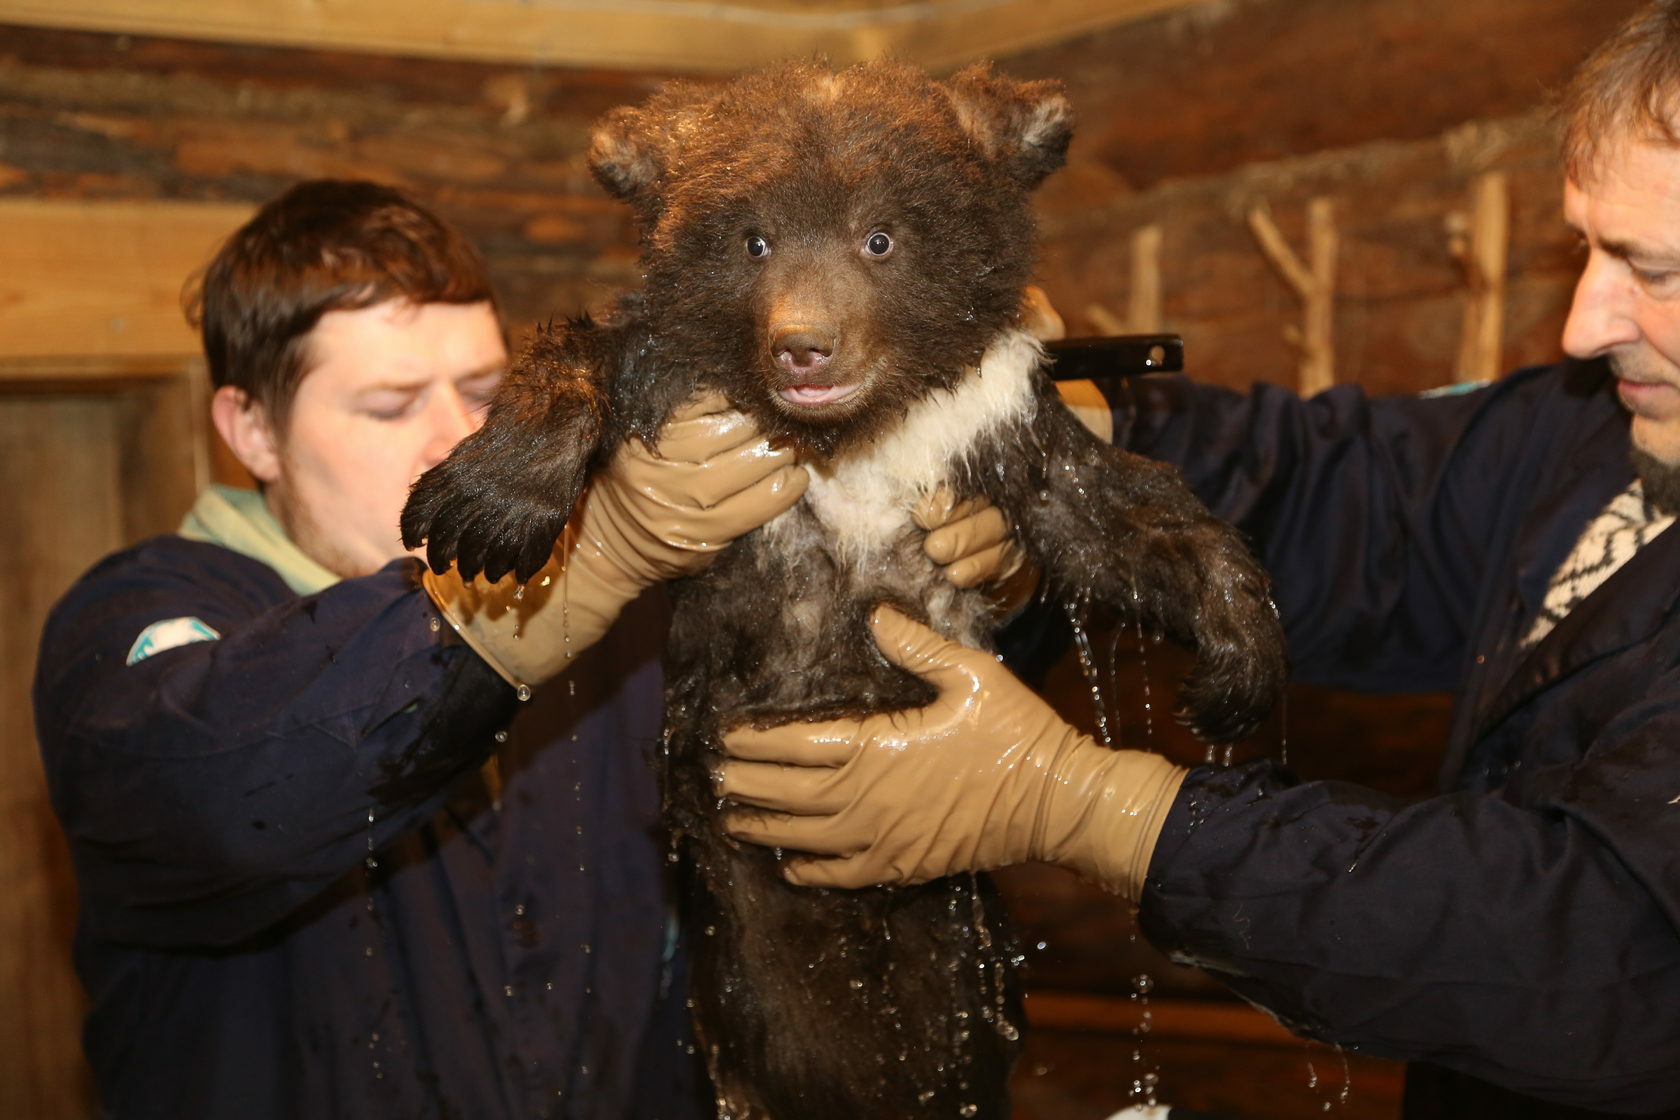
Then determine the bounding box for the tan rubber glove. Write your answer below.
[717,606,1186,900]
[914,484,1030,593]
[426,392,808,690]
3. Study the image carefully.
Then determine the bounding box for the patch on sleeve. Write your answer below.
[126,617,222,666]
[1418,380,1490,398]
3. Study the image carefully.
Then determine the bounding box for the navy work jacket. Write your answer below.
[33,540,702,1119]
[1100,360,1680,1117]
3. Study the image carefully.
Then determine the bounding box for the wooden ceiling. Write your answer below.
[0,0,1209,73]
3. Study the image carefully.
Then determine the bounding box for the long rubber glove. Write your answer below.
[717,605,1187,901]
[425,392,808,689]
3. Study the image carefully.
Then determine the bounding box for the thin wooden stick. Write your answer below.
[1248,197,1338,396]
[1449,171,1510,386]
[1128,223,1164,333]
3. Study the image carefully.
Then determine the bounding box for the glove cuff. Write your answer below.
[421,524,635,692]
[1044,743,1187,901]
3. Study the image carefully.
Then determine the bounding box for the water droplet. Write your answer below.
[515,684,532,702]
[428,616,441,633]
[494,729,509,743]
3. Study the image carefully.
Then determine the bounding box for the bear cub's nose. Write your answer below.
[772,326,836,376]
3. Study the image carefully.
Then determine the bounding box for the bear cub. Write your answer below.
[403,60,1287,1120]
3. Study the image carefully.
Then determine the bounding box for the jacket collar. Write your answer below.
[1469,372,1680,740]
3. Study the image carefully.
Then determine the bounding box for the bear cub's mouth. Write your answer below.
[778,382,860,407]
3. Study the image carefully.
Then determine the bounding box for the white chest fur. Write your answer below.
[777,329,1042,561]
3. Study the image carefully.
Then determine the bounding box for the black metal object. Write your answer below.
[1043,333,1184,379]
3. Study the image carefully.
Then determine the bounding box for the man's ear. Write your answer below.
[211,385,282,484]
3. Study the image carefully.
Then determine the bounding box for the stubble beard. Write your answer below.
[1631,446,1680,516]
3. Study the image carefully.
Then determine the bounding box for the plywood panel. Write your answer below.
[0,199,252,360]
[0,396,121,1119]
[0,363,204,1119]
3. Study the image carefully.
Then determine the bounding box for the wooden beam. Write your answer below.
[0,0,1213,73]
[0,199,252,361]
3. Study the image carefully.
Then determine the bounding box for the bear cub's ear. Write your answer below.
[943,62,1074,189]
[589,105,662,206]
[588,80,717,218]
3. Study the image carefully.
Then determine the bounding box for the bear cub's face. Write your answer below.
[589,60,1074,457]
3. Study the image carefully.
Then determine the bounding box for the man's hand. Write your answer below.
[426,392,806,688]
[716,606,1186,898]
[583,391,808,589]
[913,485,1033,608]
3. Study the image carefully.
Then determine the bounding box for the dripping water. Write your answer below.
[1128,971,1160,1106]
[1277,689,1289,769]
[1129,606,1154,745]
[1307,1044,1352,1113]
[1063,594,1116,747]
[362,806,387,1078]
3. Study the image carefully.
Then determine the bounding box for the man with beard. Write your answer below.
[713,3,1680,1115]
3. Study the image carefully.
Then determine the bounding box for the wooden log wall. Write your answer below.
[0,2,1650,1116]
[1013,0,1645,394]
[0,24,675,336]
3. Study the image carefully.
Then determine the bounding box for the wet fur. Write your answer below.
[403,60,1285,1119]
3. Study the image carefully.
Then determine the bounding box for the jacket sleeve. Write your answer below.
[1141,700,1680,1114]
[1093,371,1559,692]
[33,540,516,948]
[1101,369,1680,1110]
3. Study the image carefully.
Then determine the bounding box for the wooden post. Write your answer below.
[1248,197,1338,396]
[1127,223,1164,333]
[1082,223,1164,336]
[1448,171,1510,386]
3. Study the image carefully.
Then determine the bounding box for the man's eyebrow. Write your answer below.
[354,378,428,394]
[1572,225,1680,265]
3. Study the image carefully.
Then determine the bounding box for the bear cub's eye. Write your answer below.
[745,235,771,259]
[863,231,894,258]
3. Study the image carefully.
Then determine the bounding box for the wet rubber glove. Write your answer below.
[914,484,1031,599]
[717,606,1186,900]
[426,392,808,689]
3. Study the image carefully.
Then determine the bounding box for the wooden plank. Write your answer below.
[0,396,125,1120]
[1025,991,1298,1044]
[0,199,252,360]
[0,0,1210,72]
[0,367,206,1119]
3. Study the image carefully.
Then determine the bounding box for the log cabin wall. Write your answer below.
[0,3,1646,1117]
[1015,0,1646,392]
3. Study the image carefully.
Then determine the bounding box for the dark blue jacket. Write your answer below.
[33,539,703,1119]
[1105,361,1680,1117]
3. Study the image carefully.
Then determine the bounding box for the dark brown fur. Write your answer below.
[403,60,1287,1119]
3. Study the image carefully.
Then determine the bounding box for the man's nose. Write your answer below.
[422,387,478,467]
[1562,252,1642,359]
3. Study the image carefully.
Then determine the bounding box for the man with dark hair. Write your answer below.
[31,178,818,1119]
[716,4,1680,1116]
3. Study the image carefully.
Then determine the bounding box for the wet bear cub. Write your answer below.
[403,60,1286,1120]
